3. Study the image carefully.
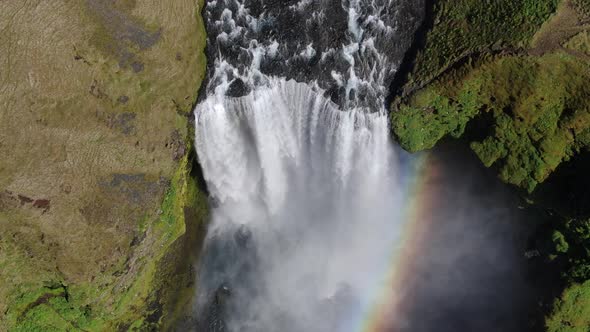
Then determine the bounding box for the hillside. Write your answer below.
[0,0,208,330]
[392,0,590,193]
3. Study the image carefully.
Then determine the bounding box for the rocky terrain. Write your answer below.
[0,0,208,330]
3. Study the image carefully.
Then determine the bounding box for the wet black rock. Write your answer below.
[203,0,425,110]
[226,78,251,98]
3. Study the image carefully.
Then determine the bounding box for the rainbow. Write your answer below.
[352,151,439,332]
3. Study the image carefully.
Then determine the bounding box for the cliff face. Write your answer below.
[0,0,208,330]
[390,0,590,329]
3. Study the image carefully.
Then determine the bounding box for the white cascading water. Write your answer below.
[193,0,422,331]
[195,80,405,332]
[190,1,538,331]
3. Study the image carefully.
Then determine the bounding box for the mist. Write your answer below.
[192,82,534,331]
[190,1,535,331]
[392,141,535,332]
[194,80,405,331]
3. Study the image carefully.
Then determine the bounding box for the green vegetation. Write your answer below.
[546,217,590,331]
[391,75,482,152]
[394,53,590,191]
[549,218,590,282]
[546,280,590,331]
[392,0,590,192]
[409,0,559,86]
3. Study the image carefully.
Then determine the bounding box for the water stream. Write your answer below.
[190,1,533,331]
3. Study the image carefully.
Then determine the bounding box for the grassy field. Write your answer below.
[0,0,208,330]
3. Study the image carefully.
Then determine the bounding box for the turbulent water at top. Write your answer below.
[193,0,424,331]
[203,0,423,109]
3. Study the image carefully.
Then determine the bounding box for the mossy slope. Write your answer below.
[0,0,208,330]
[393,53,590,192]
[392,0,590,192]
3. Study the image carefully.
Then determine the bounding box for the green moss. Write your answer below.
[5,283,108,331]
[410,0,559,86]
[14,305,75,332]
[553,230,571,254]
[391,77,483,152]
[546,280,590,332]
[393,53,590,192]
[549,218,590,282]
[158,155,198,241]
[6,286,65,327]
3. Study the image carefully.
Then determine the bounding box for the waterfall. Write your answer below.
[193,0,425,331]
[195,80,404,332]
[186,1,544,331]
